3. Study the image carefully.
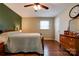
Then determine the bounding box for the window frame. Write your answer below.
[40,20,50,30]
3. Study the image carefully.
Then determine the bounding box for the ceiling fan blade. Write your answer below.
[40,4,49,9]
[24,4,33,7]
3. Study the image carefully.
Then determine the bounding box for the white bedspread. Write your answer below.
[0,32,43,54]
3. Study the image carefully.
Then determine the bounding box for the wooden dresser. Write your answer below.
[60,31,79,55]
[0,42,4,56]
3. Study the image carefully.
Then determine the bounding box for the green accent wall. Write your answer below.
[0,3,21,31]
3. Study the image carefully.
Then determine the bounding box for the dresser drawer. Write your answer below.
[69,38,75,42]
[68,42,75,48]
[60,35,67,43]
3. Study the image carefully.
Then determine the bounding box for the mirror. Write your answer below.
[70,17,79,33]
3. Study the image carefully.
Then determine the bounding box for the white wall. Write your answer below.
[22,17,55,40]
[55,17,60,42]
[55,3,78,42]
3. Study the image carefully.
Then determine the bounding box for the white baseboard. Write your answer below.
[55,38,60,43]
[44,38,52,40]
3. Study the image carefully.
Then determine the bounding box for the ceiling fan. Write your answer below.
[24,3,49,11]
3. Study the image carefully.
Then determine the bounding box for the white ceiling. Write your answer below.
[4,3,74,17]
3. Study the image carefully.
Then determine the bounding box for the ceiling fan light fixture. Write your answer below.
[37,5,41,10]
[33,5,38,10]
[33,5,41,10]
[24,3,49,11]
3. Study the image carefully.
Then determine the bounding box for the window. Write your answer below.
[40,21,49,29]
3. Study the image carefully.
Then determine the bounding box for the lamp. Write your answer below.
[19,29,22,32]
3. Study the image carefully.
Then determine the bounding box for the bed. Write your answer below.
[0,31,44,55]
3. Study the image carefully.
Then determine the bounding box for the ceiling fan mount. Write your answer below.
[24,3,49,10]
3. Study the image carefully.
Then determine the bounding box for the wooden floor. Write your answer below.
[4,40,70,56]
[44,40,70,56]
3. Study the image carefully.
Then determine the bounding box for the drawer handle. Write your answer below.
[69,42,72,45]
[71,39,73,40]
